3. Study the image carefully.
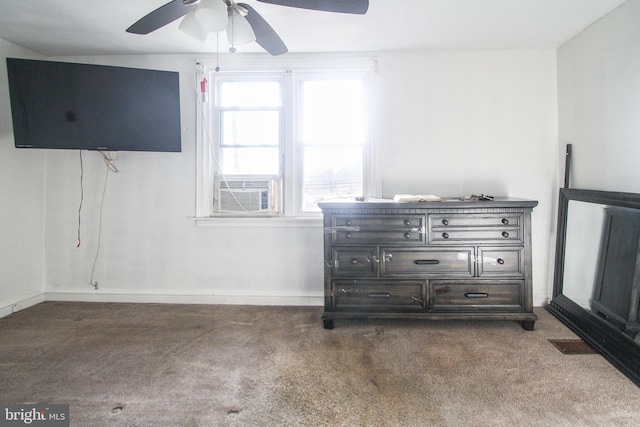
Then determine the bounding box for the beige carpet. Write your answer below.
[1,302,639,426]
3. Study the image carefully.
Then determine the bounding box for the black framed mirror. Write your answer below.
[547,188,640,387]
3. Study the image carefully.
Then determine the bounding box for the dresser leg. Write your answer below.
[522,320,535,331]
[322,319,334,329]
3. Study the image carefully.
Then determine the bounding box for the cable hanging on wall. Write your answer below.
[88,151,119,290]
[193,61,250,213]
[77,150,84,248]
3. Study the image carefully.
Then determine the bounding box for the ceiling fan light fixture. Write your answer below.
[195,0,228,33]
[178,9,210,42]
[226,10,256,49]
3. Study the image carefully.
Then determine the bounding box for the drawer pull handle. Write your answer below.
[404,219,411,226]
[367,293,391,298]
[497,258,505,265]
[502,218,509,225]
[502,231,509,238]
[442,219,449,226]
[464,292,489,298]
[346,232,352,238]
[395,227,423,236]
[414,259,439,265]
[442,232,449,239]
[350,258,358,265]
[339,288,350,294]
[411,296,423,303]
[346,219,352,225]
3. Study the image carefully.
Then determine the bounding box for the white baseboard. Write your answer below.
[44,289,324,307]
[533,292,552,307]
[0,292,46,318]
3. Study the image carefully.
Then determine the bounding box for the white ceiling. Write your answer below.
[0,0,628,57]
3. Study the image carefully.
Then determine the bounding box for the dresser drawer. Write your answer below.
[332,248,377,277]
[332,280,425,312]
[430,213,523,228]
[428,213,523,244]
[477,247,524,277]
[330,215,425,245]
[429,281,524,312]
[380,248,474,277]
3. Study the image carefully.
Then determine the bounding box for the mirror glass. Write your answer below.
[562,200,606,309]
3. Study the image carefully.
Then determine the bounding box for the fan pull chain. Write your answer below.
[215,32,220,72]
[228,13,236,53]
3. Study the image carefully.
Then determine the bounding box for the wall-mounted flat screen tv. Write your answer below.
[6,58,181,152]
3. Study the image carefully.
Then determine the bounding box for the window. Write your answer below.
[298,77,367,212]
[218,80,281,176]
[195,58,377,219]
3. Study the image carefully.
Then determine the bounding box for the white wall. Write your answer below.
[0,40,47,316]
[0,47,559,309]
[35,50,558,306]
[380,50,559,199]
[558,0,640,192]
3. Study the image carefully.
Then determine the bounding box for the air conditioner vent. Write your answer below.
[216,177,279,214]
[220,180,271,190]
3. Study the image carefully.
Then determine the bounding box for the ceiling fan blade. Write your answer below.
[127,0,196,34]
[238,3,288,56]
[256,0,368,14]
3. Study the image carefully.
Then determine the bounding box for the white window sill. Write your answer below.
[192,215,323,228]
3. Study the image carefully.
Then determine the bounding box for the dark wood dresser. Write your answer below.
[319,198,538,330]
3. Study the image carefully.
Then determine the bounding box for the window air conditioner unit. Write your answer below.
[217,178,278,213]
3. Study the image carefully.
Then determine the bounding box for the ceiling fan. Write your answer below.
[126,0,370,56]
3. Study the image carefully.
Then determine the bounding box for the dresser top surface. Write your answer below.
[318,197,538,210]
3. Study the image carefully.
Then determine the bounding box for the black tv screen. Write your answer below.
[6,58,181,152]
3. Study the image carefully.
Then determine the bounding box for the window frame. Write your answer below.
[194,55,380,223]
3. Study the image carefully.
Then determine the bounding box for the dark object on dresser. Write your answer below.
[319,198,538,330]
